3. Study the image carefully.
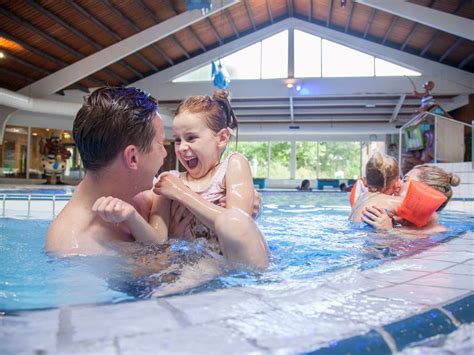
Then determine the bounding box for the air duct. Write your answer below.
[0,88,81,116]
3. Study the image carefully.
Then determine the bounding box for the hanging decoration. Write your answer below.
[185,0,212,15]
[211,61,230,89]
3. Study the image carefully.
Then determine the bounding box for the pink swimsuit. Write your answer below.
[170,153,238,246]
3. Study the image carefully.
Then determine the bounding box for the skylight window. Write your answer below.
[375,58,421,76]
[294,30,321,78]
[173,29,421,82]
[322,40,374,77]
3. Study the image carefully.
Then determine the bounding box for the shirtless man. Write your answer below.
[46,87,168,256]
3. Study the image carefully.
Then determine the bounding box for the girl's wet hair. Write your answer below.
[365,152,400,193]
[175,89,238,142]
[412,164,461,210]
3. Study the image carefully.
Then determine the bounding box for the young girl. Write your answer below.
[149,90,269,270]
[349,152,401,223]
[362,164,460,234]
[92,90,268,271]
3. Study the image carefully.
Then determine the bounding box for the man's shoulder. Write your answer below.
[45,203,100,256]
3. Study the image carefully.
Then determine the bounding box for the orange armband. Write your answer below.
[349,179,367,207]
[397,180,447,227]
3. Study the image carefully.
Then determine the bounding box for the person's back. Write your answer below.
[350,152,401,223]
[46,87,168,256]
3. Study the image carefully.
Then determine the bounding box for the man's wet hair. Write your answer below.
[73,87,158,171]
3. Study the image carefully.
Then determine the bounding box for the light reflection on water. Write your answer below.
[0,191,472,311]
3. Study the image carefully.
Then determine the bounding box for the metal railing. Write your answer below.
[1,193,71,218]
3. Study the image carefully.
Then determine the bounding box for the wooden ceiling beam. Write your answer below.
[0,67,34,84]
[400,0,435,51]
[66,0,163,69]
[101,0,178,64]
[458,53,474,69]
[418,0,469,59]
[381,17,398,45]
[207,18,223,45]
[159,0,206,52]
[243,0,257,31]
[29,1,144,79]
[439,38,463,63]
[225,9,240,38]
[266,0,274,24]
[308,0,312,22]
[363,9,376,38]
[0,30,105,88]
[326,0,333,27]
[287,0,294,18]
[345,1,355,33]
[0,7,128,85]
[355,0,473,40]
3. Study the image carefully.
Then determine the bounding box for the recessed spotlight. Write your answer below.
[0,52,4,59]
[287,83,294,89]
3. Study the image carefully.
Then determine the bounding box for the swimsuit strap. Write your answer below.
[205,152,239,193]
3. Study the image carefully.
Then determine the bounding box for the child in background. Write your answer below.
[349,152,401,223]
[298,179,312,191]
[362,164,460,234]
[151,90,269,270]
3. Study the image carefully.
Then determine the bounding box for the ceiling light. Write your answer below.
[287,83,294,89]
[0,52,4,59]
[365,104,376,108]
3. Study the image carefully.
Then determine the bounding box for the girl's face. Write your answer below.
[399,168,422,198]
[173,111,229,179]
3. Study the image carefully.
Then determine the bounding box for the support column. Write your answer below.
[290,140,296,179]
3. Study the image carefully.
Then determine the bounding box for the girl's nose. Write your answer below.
[179,143,189,152]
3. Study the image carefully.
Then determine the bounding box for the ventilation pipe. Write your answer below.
[0,87,81,116]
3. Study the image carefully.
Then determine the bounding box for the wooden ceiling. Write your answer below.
[1,0,473,94]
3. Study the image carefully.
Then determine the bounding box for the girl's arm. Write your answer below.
[92,196,168,245]
[154,154,268,269]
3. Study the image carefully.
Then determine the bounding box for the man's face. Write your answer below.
[139,114,167,189]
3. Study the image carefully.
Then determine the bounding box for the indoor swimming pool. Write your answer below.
[0,191,473,353]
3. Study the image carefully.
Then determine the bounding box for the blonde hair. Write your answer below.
[366,152,400,193]
[412,164,461,210]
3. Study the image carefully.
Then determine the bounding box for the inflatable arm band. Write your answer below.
[349,179,368,207]
[397,180,447,227]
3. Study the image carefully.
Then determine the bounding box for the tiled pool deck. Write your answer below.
[0,191,473,354]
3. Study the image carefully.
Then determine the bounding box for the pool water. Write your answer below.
[0,192,473,312]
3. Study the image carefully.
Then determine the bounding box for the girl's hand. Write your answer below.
[153,172,189,200]
[168,201,194,238]
[361,206,393,230]
[92,196,137,224]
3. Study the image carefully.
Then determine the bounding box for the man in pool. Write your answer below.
[46,87,170,256]
[45,87,266,272]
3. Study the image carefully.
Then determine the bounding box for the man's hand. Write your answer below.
[168,201,194,238]
[92,196,137,224]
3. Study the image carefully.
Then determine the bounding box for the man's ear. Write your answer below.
[123,145,139,170]
[217,128,230,149]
